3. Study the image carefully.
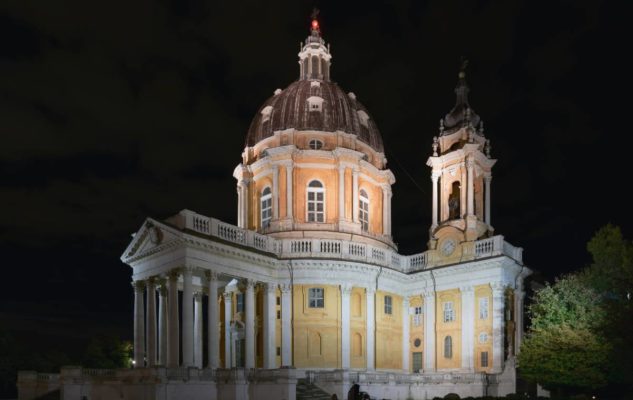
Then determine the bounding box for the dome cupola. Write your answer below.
[234,13,396,250]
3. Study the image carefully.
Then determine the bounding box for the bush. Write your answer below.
[444,394,460,400]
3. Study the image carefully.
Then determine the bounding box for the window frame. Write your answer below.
[444,335,453,358]
[306,180,325,223]
[479,297,489,320]
[413,306,423,326]
[359,188,369,232]
[236,293,244,313]
[260,186,272,228]
[308,287,325,308]
[443,301,455,323]
[384,295,393,315]
[481,351,489,368]
[308,139,323,150]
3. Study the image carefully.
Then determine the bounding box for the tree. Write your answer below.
[82,335,131,369]
[519,225,633,397]
[519,274,610,393]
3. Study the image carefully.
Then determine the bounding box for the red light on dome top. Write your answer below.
[311,20,319,30]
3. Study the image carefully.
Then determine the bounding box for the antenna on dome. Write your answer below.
[310,8,321,34]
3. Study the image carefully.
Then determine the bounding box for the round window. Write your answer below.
[309,139,323,150]
[414,338,421,348]
[479,332,488,344]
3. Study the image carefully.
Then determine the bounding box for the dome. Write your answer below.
[246,79,384,152]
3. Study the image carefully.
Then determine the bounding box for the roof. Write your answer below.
[245,79,384,152]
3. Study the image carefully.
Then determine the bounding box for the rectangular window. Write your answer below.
[412,352,423,373]
[384,295,393,315]
[307,190,325,222]
[276,347,281,356]
[309,288,324,308]
[261,196,272,228]
[481,351,489,368]
[277,310,281,319]
[443,301,454,322]
[413,306,423,326]
[479,297,489,320]
[359,199,369,231]
[236,293,244,313]
[276,296,281,306]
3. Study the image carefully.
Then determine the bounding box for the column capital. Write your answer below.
[264,282,278,294]
[341,284,353,296]
[205,270,219,282]
[422,290,435,299]
[194,291,203,301]
[466,158,475,169]
[460,285,474,294]
[167,269,180,281]
[158,284,168,296]
[402,296,410,306]
[491,282,506,295]
[365,286,376,295]
[431,170,441,181]
[280,283,292,294]
[243,279,257,290]
[222,291,232,301]
[146,276,157,286]
[484,173,493,182]
[132,280,146,291]
[182,266,194,275]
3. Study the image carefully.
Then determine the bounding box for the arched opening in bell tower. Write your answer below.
[448,181,461,220]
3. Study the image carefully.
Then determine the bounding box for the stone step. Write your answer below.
[296,378,332,400]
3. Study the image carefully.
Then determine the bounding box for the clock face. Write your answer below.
[441,238,456,256]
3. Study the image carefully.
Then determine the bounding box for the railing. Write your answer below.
[178,210,523,270]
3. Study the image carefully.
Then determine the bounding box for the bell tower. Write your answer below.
[427,62,496,261]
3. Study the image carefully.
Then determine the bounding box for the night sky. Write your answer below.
[1,1,631,345]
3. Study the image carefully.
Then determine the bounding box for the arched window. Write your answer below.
[311,56,319,79]
[309,139,323,150]
[444,336,453,358]
[302,58,308,79]
[384,295,392,315]
[261,187,272,228]
[307,180,325,223]
[359,189,369,231]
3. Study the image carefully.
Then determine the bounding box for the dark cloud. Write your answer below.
[0,0,631,323]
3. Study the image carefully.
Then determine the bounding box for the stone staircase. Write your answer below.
[296,378,332,400]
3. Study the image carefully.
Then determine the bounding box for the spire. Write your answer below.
[298,9,332,81]
[441,58,481,135]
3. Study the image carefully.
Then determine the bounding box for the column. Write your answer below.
[341,284,352,369]
[338,166,345,222]
[431,172,440,228]
[484,174,492,225]
[514,287,525,355]
[382,185,392,236]
[133,281,145,368]
[242,180,250,228]
[245,279,256,369]
[286,165,293,219]
[223,291,233,368]
[460,286,475,371]
[194,292,203,368]
[146,277,157,367]
[402,297,410,372]
[491,283,505,372]
[365,288,376,370]
[207,272,220,369]
[467,158,475,216]
[460,164,467,218]
[263,283,277,368]
[280,283,293,366]
[236,184,243,228]
[423,290,435,371]
[272,166,279,220]
[352,169,359,223]
[182,267,194,367]
[167,270,180,367]
[158,280,168,366]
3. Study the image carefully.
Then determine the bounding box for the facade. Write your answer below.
[18,17,531,400]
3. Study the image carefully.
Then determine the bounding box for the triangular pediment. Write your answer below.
[120,218,182,264]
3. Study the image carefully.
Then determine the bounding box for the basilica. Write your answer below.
[19,16,530,400]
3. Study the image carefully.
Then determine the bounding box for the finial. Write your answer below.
[465,107,472,127]
[311,8,320,33]
[459,57,469,79]
[432,136,439,157]
[439,118,444,134]
[478,121,484,136]
[485,139,491,158]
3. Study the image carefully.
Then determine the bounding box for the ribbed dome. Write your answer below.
[246,80,384,152]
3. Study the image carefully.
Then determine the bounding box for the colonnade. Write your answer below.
[132,269,289,369]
